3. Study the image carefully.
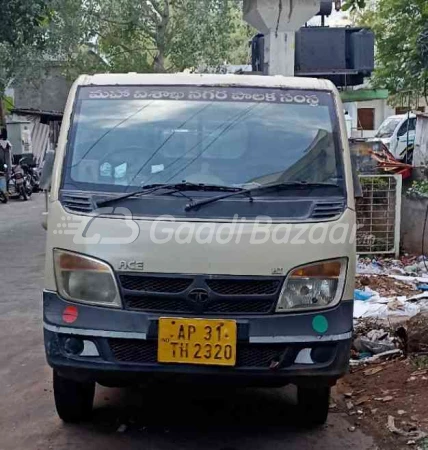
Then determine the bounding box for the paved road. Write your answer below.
[0,195,376,450]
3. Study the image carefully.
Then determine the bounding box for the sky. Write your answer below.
[308,7,352,27]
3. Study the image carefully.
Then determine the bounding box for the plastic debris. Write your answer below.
[355,289,374,301]
[117,424,127,433]
[353,297,421,320]
[350,349,402,366]
[387,416,427,440]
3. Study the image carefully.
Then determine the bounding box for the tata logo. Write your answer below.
[188,289,209,303]
[118,260,144,271]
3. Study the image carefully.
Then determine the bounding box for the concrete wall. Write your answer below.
[401,196,428,254]
[13,65,72,112]
[344,99,395,139]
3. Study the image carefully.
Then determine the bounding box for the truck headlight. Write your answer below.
[54,249,121,308]
[276,259,347,312]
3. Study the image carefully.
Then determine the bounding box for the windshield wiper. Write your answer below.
[184,181,340,212]
[96,182,242,208]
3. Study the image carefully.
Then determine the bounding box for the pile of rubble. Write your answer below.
[354,256,428,322]
[352,255,428,364]
[338,255,428,447]
[357,255,428,277]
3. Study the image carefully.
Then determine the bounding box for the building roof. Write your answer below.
[11,108,63,120]
[77,73,336,91]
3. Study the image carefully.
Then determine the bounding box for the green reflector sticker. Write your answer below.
[312,315,329,334]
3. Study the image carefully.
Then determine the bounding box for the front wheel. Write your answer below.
[298,386,330,427]
[0,193,8,203]
[53,371,95,423]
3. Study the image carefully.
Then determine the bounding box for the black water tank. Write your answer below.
[295,28,347,72]
[349,28,375,73]
[250,27,374,87]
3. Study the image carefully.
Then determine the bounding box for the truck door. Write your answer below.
[394,117,416,160]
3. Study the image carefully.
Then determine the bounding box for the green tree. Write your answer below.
[357,0,428,104]
[0,0,51,46]
[0,0,52,127]
[52,0,252,77]
[342,0,366,12]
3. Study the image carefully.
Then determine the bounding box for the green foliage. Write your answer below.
[2,97,15,114]
[360,177,388,188]
[342,0,366,12]
[357,0,428,100]
[50,0,253,77]
[410,355,428,370]
[407,180,428,198]
[0,0,52,47]
[0,0,52,107]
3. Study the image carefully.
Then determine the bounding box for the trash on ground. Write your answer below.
[387,416,427,440]
[350,349,403,366]
[354,289,374,301]
[355,395,371,405]
[363,367,383,376]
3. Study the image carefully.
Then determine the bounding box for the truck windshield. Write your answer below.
[63,86,344,193]
[375,117,401,138]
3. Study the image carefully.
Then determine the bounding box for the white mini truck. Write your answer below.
[43,74,356,425]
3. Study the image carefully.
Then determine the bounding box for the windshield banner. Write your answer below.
[79,86,330,107]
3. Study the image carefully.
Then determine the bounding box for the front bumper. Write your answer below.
[43,291,353,387]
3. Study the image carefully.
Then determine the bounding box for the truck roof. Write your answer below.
[384,113,416,120]
[77,73,336,91]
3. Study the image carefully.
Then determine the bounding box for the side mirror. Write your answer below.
[39,150,55,190]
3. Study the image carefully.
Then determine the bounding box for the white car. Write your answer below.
[371,113,416,160]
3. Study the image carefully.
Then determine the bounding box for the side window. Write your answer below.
[397,118,416,137]
[397,122,407,137]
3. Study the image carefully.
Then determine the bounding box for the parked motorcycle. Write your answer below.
[0,164,8,203]
[11,159,32,201]
[21,161,40,193]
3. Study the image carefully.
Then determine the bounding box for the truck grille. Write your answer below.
[124,295,192,313]
[119,273,283,315]
[206,279,279,296]
[120,275,192,293]
[109,339,289,368]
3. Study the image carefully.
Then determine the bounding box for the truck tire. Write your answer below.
[298,386,330,426]
[53,371,95,423]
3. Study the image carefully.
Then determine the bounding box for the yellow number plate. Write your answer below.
[158,317,237,366]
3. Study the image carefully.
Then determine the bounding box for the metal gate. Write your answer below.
[356,175,402,256]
